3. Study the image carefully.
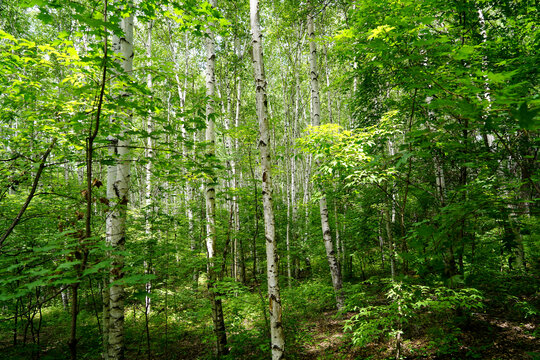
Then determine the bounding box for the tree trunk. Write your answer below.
[106,6,133,360]
[62,289,69,311]
[286,163,292,288]
[144,18,154,319]
[284,73,293,288]
[204,0,228,355]
[384,208,396,282]
[308,12,344,310]
[250,0,285,358]
[234,38,245,283]
[334,198,341,273]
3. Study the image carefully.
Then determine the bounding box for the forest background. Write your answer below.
[0,0,538,359]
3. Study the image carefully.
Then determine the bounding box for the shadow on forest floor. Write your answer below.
[1,292,538,359]
[292,310,538,360]
[137,308,538,359]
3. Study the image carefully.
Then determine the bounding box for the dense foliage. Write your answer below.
[0,0,538,359]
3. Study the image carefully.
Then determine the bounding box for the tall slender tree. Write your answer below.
[308,10,344,310]
[106,3,133,359]
[204,0,228,356]
[250,0,285,358]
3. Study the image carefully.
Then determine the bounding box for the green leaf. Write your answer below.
[512,102,540,129]
[57,261,82,270]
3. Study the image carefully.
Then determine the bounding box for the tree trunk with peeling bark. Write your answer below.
[308,12,344,311]
[106,5,133,360]
[204,0,228,356]
[144,18,153,320]
[250,0,285,358]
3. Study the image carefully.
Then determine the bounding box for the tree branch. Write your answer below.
[0,138,57,249]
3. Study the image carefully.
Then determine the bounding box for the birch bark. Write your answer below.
[106,6,133,360]
[144,18,153,318]
[234,37,244,283]
[250,0,285,357]
[308,12,344,310]
[205,0,228,355]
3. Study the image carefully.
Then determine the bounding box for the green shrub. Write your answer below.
[509,296,539,320]
[283,281,336,316]
[344,282,484,355]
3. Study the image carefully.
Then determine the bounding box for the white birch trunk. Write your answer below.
[233,37,242,282]
[250,0,285,358]
[205,0,228,355]
[308,12,344,310]
[323,43,333,123]
[144,19,153,316]
[477,9,494,149]
[378,221,386,269]
[285,138,292,287]
[106,6,133,360]
[184,40,197,281]
[297,46,312,272]
[174,32,198,284]
[290,130,298,280]
[205,0,217,263]
[384,208,396,282]
[291,45,300,279]
[334,198,341,271]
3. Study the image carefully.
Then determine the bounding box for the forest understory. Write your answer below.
[1,273,539,359]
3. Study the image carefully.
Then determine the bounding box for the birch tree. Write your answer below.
[205,0,228,355]
[250,0,285,358]
[106,4,133,359]
[144,18,154,318]
[308,11,344,310]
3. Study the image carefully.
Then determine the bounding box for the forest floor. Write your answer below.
[1,282,538,359]
[294,309,539,360]
[140,297,539,360]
